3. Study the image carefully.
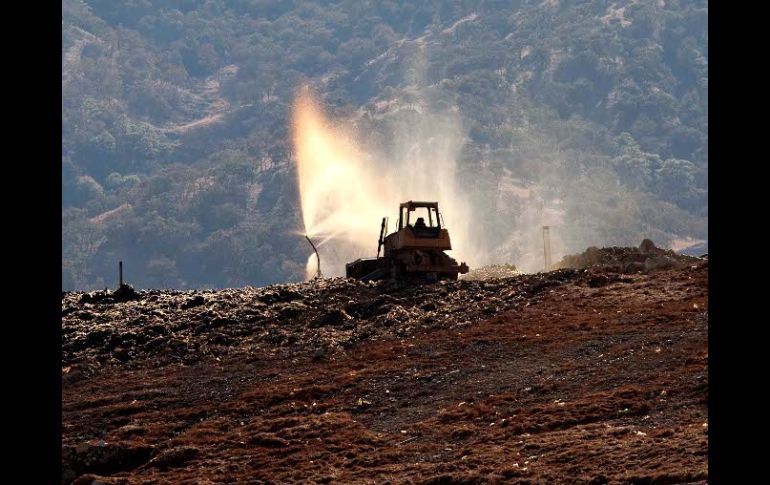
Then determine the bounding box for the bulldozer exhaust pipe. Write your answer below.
[305,234,322,279]
[377,217,387,257]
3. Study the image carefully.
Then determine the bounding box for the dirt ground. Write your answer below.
[62,259,708,484]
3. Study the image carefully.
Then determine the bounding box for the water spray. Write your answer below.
[292,86,474,277]
[305,234,322,279]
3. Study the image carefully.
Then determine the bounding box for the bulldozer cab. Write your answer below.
[399,201,442,238]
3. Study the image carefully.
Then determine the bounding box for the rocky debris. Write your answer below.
[113,284,141,302]
[638,238,657,254]
[555,239,699,274]
[76,285,141,305]
[180,295,205,309]
[63,269,591,369]
[313,308,353,327]
[462,264,520,281]
[587,273,615,288]
[62,244,706,372]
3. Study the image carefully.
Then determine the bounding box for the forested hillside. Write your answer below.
[62,0,707,290]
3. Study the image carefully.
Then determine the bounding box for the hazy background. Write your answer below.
[62,0,707,290]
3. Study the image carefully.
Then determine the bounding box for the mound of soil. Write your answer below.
[554,239,702,274]
[62,254,708,484]
[62,270,586,373]
[462,264,521,281]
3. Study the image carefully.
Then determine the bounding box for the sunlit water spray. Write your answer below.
[291,86,478,279]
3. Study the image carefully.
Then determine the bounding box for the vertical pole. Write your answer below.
[119,261,124,286]
[377,217,387,257]
[542,226,551,272]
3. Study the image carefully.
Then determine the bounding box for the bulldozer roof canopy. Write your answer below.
[400,201,439,210]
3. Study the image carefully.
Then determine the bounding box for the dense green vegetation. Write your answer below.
[62,0,707,290]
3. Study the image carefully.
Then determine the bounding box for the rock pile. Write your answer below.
[62,270,584,374]
[554,239,701,274]
[62,243,702,378]
[462,264,521,281]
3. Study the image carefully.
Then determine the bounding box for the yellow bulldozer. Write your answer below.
[346,201,469,281]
